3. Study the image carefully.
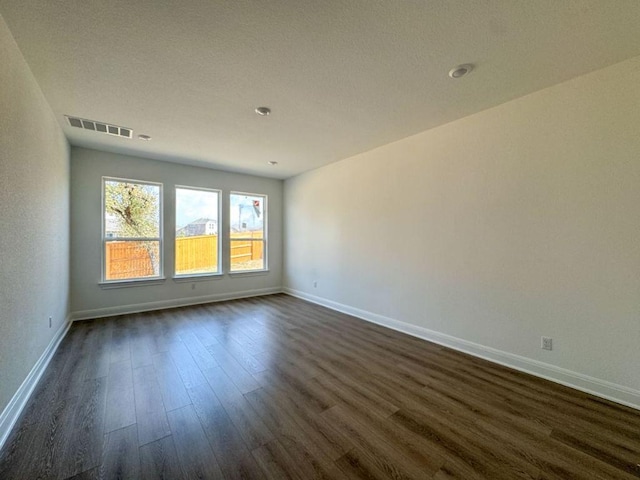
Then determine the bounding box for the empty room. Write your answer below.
[1,1,640,479]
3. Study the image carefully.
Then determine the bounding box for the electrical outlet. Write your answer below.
[541,336,553,351]
[313,280,317,288]
[49,316,52,328]
[192,283,196,290]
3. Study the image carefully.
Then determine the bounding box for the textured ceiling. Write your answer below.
[2,1,640,179]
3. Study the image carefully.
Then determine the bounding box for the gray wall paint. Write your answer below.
[70,147,283,315]
[0,16,70,414]
[285,56,640,392]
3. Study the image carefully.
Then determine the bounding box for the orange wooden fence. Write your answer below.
[105,241,157,280]
[105,232,264,279]
[230,231,264,266]
[176,235,218,274]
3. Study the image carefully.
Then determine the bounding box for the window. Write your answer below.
[230,192,267,272]
[175,186,221,276]
[102,178,162,281]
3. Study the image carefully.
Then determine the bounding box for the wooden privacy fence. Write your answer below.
[105,232,264,278]
[176,235,218,274]
[105,241,158,280]
[230,231,263,266]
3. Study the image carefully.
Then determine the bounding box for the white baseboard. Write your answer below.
[284,288,640,411]
[71,287,283,321]
[0,315,72,452]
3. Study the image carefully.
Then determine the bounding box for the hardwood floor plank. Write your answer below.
[221,337,268,375]
[552,422,640,473]
[65,466,100,479]
[59,378,108,479]
[169,339,209,389]
[109,318,131,364]
[189,318,220,348]
[322,404,442,479]
[44,326,93,404]
[311,378,448,476]
[132,364,171,446]
[254,367,336,414]
[128,321,154,369]
[179,329,219,370]
[136,411,172,448]
[246,386,352,463]
[147,317,173,354]
[187,382,265,480]
[99,424,140,479]
[104,359,136,433]
[166,404,225,479]
[207,342,261,394]
[202,365,245,404]
[335,447,420,480]
[313,372,400,420]
[139,435,183,480]
[132,364,164,416]
[388,408,539,480]
[17,351,71,427]
[151,351,192,412]
[82,321,112,380]
[475,415,640,480]
[222,397,275,451]
[1,389,85,480]
[2,294,639,480]
[274,432,350,480]
[251,439,307,480]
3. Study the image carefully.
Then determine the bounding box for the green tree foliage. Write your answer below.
[105,181,159,237]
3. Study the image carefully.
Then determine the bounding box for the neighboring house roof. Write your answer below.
[187,217,217,225]
[177,218,218,236]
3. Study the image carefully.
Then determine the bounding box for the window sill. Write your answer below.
[229,269,270,277]
[99,277,166,289]
[173,273,223,282]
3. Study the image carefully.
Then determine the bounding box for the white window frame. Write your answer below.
[229,191,268,273]
[174,185,222,278]
[101,176,164,284]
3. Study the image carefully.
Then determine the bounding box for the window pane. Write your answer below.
[230,193,266,272]
[230,194,264,235]
[104,180,160,238]
[103,178,162,282]
[175,187,219,275]
[105,240,160,280]
[230,239,264,271]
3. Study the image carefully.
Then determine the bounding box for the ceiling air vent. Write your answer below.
[65,116,132,139]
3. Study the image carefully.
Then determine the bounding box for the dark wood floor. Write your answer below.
[1,294,639,479]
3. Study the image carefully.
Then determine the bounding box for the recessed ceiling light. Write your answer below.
[255,106,271,116]
[268,161,278,166]
[137,134,152,141]
[448,64,474,79]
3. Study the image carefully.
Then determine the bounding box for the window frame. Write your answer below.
[101,176,164,284]
[229,191,268,274]
[174,185,222,279]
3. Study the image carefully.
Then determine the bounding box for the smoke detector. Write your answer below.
[65,115,132,138]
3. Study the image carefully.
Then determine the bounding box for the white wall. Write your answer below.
[0,16,70,414]
[285,56,640,406]
[70,147,283,317]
